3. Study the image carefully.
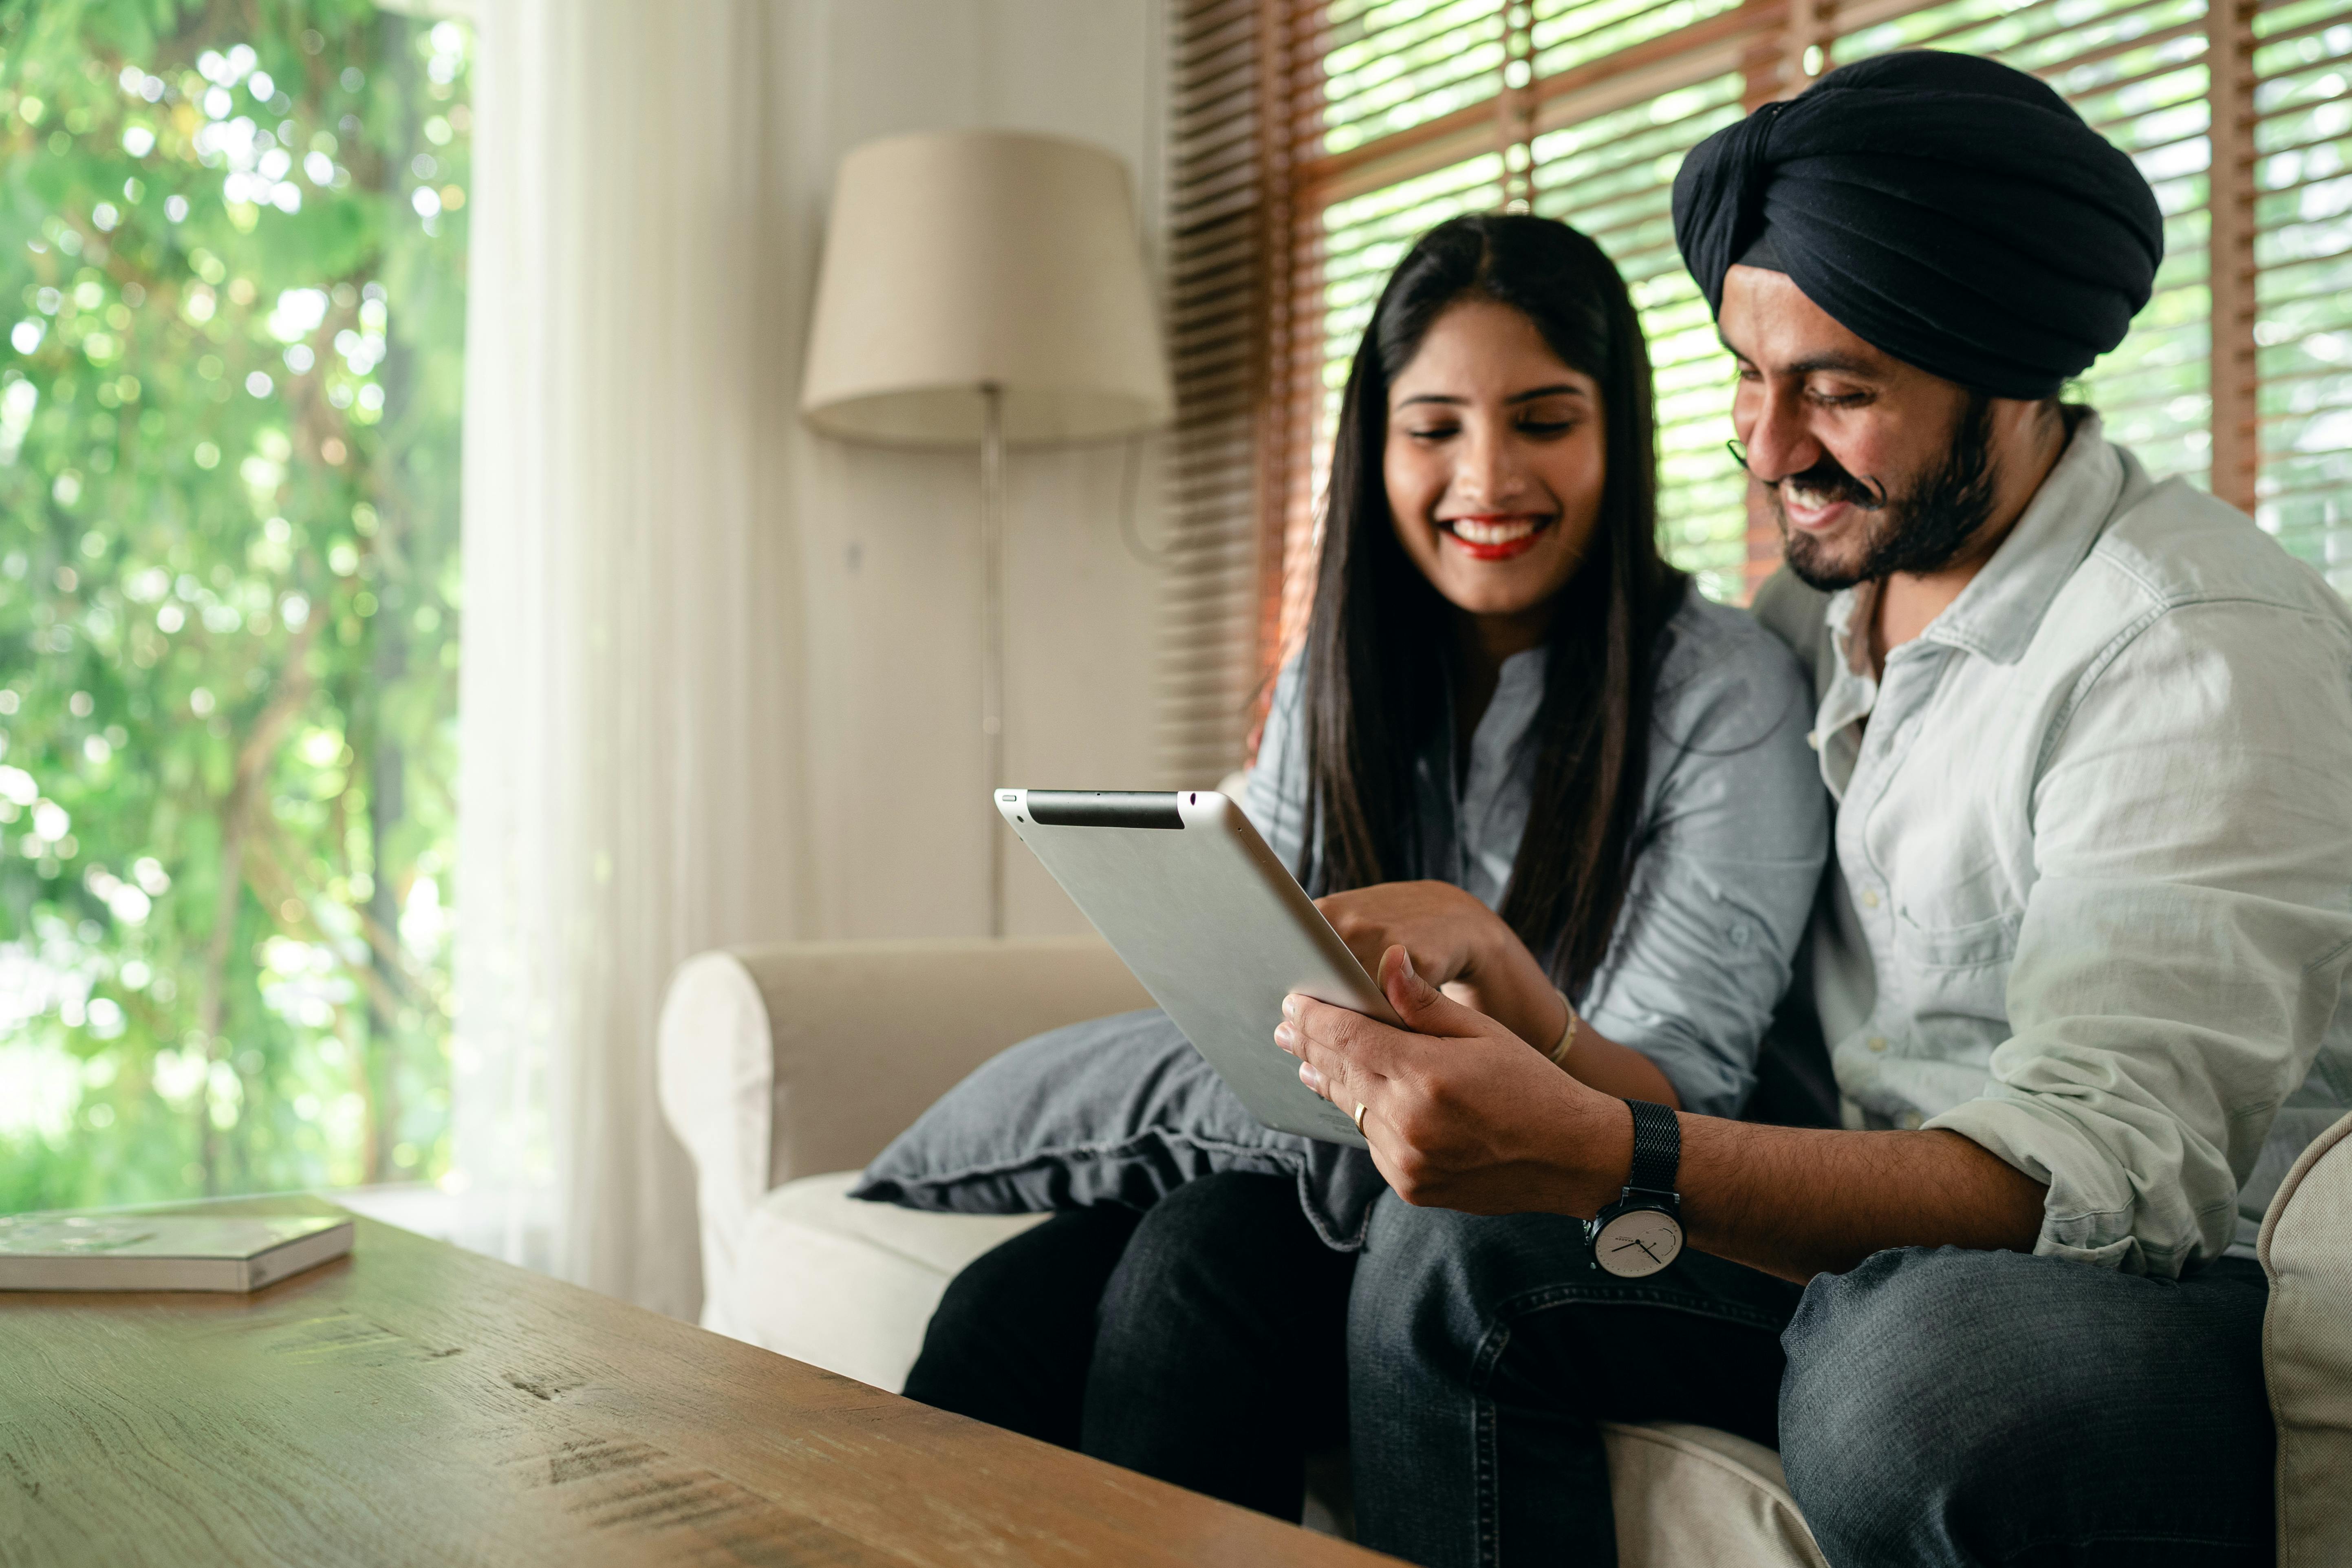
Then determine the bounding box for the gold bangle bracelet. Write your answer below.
[1548,988,1579,1065]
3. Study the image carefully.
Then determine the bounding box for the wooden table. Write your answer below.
[0,1200,1394,1568]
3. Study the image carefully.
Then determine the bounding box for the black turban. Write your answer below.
[1672,51,2164,399]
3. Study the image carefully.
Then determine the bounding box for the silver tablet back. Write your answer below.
[996,788,1395,1148]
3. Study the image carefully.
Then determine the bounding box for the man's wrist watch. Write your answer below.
[1585,1099,1683,1278]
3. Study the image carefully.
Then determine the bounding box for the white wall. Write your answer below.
[767,0,1170,942]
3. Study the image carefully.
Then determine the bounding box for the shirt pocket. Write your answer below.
[1889,901,2019,1034]
[1890,902,2021,973]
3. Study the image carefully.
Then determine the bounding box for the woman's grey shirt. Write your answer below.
[1243,590,1829,1117]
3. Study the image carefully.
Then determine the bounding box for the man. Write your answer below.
[1276,50,2352,1567]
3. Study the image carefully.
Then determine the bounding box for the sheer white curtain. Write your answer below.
[453,0,800,1318]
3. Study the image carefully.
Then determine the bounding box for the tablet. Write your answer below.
[995,788,1399,1148]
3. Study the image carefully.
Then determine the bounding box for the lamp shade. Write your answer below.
[799,130,1173,448]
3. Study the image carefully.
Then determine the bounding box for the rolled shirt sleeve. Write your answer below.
[1577,608,1829,1117]
[1927,599,2352,1275]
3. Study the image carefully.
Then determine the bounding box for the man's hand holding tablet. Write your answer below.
[1274,943,1636,1218]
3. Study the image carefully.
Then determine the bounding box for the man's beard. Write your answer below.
[1774,393,1998,591]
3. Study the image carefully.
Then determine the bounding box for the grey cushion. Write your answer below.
[849,1009,1387,1249]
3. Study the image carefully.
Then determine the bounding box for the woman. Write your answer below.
[902,215,1827,1563]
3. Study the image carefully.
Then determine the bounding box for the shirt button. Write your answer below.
[1860,887,1881,909]
[1900,1111,1924,1130]
[1867,1036,1888,1053]
[1805,730,1821,752]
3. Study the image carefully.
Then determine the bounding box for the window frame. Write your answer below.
[1160,0,2349,773]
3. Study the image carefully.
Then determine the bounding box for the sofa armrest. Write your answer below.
[2260,1106,2352,1566]
[656,936,1151,1330]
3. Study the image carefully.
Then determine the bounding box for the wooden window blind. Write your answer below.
[1161,0,1286,785]
[2253,0,2352,582]
[1160,0,2351,777]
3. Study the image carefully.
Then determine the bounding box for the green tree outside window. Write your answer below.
[0,0,466,1209]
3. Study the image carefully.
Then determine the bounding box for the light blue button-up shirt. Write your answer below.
[1244,589,1829,1118]
[1782,417,2352,1273]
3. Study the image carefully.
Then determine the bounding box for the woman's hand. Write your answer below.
[1314,880,1566,1048]
[1274,944,1632,1218]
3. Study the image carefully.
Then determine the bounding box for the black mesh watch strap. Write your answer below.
[1625,1099,1680,1195]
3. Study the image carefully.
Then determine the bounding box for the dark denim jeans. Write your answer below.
[904,1175,2276,1568]
[1346,1188,1802,1566]
[1779,1246,2275,1567]
[903,1171,1792,1548]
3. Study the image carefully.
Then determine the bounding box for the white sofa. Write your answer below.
[659,936,2352,1566]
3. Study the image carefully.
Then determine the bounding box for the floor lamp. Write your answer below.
[800,130,1173,937]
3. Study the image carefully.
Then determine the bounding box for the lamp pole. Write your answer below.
[980,382,1006,938]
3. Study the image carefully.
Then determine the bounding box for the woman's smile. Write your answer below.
[1439,512,1556,561]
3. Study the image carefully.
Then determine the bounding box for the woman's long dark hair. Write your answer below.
[1297,213,1687,994]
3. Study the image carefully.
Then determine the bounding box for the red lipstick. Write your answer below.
[1439,514,1552,562]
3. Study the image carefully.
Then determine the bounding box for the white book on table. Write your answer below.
[0,1211,354,1292]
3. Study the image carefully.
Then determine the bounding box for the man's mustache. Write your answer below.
[1729,441,1890,511]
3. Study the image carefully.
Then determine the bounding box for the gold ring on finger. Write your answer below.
[1351,1102,1368,1132]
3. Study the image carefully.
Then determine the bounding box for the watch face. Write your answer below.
[1593,1206,1683,1278]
